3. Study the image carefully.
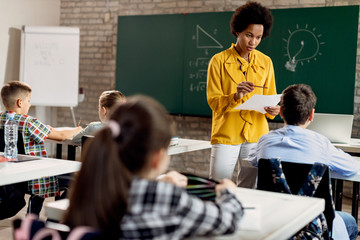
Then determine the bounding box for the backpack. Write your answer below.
[0,184,26,220]
[13,214,104,240]
[268,158,331,240]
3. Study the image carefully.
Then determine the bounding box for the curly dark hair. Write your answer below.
[230,1,273,38]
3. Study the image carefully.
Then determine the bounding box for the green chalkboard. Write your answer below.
[116,5,359,117]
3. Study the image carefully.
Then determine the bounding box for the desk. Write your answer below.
[47,138,211,160]
[46,139,79,160]
[330,156,360,222]
[333,139,360,155]
[168,138,211,155]
[46,188,324,240]
[0,156,81,186]
[331,140,360,222]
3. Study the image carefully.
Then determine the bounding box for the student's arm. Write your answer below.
[156,171,188,188]
[326,141,360,177]
[177,179,243,237]
[47,126,83,141]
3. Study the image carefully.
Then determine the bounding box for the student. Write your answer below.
[0,81,82,215]
[248,84,359,240]
[71,90,126,144]
[63,95,243,239]
[207,1,279,188]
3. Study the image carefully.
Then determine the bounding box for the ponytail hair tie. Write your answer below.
[108,120,121,138]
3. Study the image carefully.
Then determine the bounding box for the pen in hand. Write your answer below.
[253,85,268,89]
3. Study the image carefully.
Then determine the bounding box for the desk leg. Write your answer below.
[335,179,343,211]
[352,182,359,223]
[67,145,76,160]
[56,144,62,159]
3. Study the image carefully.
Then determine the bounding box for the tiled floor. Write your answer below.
[1,195,359,239]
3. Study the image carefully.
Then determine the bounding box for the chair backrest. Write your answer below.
[81,135,94,159]
[0,128,25,154]
[257,158,335,233]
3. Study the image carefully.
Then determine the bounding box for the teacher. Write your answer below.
[207,1,280,188]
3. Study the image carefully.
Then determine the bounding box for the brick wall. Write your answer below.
[58,0,360,176]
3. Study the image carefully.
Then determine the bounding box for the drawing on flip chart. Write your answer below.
[284,24,325,72]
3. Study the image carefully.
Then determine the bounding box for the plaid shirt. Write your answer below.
[0,111,59,198]
[121,178,243,239]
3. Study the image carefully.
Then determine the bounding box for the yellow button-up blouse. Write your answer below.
[207,44,277,145]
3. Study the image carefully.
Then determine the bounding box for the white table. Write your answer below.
[330,156,360,222]
[46,188,324,240]
[0,156,81,186]
[168,138,211,155]
[333,138,360,155]
[47,137,212,159]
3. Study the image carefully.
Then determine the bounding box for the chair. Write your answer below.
[257,158,335,239]
[81,135,94,158]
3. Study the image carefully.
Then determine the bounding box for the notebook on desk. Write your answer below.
[307,113,354,144]
[0,153,40,163]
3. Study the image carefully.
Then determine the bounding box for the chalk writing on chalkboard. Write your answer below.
[189,25,224,93]
[284,24,325,72]
[195,25,223,50]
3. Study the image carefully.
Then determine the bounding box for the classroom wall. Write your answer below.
[57,0,360,176]
[0,0,60,89]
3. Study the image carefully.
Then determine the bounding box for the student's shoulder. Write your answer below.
[87,121,104,129]
[132,178,184,201]
[14,113,44,124]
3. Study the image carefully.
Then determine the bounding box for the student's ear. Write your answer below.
[102,106,107,116]
[279,107,284,119]
[149,149,162,170]
[308,109,315,122]
[16,99,22,108]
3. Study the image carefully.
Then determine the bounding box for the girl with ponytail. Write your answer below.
[63,95,244,239]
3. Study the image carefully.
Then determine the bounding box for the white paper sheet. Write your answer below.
[235,94,282,114]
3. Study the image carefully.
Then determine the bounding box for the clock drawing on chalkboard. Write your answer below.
[284,24,325,72]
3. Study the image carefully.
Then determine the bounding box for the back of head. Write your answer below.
[64,95,174,235]
[99,90,126,109]
[230,1,273,38]
[281,84,317,125]
[1,81,31,109]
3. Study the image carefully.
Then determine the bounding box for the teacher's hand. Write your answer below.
[264,105,280,116]
[234,82,254,101]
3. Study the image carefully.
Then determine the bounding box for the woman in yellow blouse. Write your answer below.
[207,1,280,188]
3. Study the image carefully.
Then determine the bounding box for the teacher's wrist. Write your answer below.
[234,92,242,102]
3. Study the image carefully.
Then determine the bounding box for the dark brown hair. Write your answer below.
[63,95,174,236]
[230,1,273,38]
[281,84,317,125]
[1,81,32,109]
[99,90,126,109]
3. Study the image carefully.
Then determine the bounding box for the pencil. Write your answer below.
[77,119,82,127]
[254,85,268,89]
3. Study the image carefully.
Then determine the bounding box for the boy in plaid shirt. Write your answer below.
[0,81,82,215]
